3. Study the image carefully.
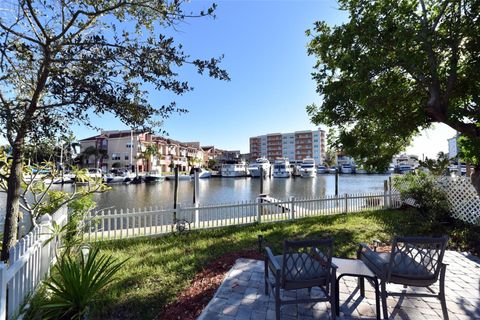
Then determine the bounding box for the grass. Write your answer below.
[91,208,430,319]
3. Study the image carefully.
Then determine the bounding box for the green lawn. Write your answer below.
[91,208,434,319]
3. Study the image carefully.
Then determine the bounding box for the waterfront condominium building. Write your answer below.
[249,128,326,164]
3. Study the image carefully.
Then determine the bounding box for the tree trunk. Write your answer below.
[1,140,24,262]
[471,166,480,196]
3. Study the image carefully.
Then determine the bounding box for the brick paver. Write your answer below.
[198,251,480,320]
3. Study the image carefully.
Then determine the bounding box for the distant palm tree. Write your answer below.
[139,144,158,172]
[80,146,108,169]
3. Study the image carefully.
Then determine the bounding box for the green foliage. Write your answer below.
[28,248,127,320]
[90,209,423,319]
[393,172,450,223]
[458,135,480,166]
[418,152,451,176]
[307,0,480,172]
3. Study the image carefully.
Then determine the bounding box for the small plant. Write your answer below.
[32,248,127,320]
[393,172,450,224]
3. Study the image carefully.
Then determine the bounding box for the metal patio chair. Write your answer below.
[264,238,337,320]
[358,236,449,319]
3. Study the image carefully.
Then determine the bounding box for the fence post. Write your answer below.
[256,197,262,223]
[38,214,53,277]
[0,262,6,320]
[194,203,199,229]
[383,180,388,209]
[344,194,348,213]
[289,196,295,220]
[388,177,393,208]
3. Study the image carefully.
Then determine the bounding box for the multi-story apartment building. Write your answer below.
[79,130,239,173]
[249,128,326,164]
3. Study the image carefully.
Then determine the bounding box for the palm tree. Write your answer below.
[80,146,108,169]
[139,144,158,172]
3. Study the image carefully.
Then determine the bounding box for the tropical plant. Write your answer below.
[307,0,480,194]
[0,0,229,261]
[393,172,450,223]
[0,149,108,232]
[36,248,128,320]
[419,152,451,176]
[323,149,337,168]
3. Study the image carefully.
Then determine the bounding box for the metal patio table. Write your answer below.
[332,257,381,320]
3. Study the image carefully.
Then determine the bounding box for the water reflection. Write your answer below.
[0,174,391,215]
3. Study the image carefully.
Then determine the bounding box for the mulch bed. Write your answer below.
[157,250,263,320]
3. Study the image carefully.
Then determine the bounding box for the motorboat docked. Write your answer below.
[299,158,316,178]
[398,164,414,174]
[144,170,165,182]
[221,162,248,177]
[248,157,271,177]
[327,167,337,174]
[273,158,292,178]
[340,164,353,174]
[191,168,212,179]
[105,169,135,184]
[316,165,327,174]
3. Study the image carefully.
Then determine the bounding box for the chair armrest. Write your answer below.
[331,260,338,270]
[265,247,281,273]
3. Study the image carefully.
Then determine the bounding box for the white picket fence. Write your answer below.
[84,191,401,241]
[0,206,67,320]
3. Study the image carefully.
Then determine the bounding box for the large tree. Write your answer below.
[307,0,480,192]
[0,0,229,261]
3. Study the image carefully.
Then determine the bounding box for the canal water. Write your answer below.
[0,174,391,215]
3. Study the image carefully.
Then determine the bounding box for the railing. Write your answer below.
[84,192,400,241]
[0,206,67,320]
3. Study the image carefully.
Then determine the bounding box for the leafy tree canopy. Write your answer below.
[307,0,480,173]
[0,0,229,261]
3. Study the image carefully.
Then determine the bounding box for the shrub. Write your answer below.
[393,172,450,224]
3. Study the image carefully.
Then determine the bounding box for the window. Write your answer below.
[125,155,129,160]
[112,153,121,160]
[126,143,133,148]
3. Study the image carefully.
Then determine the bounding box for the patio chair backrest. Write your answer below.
[280,239,334,287]
[387,236,448,281]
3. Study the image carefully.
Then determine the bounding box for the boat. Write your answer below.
[398,164,414,174]
[273,158,292,178]
[221,162,248,177]
[105,169,135,184]
[299,158,316,178]
[144,170,165,182]
[316,165,327,174]
[248,157,271,177]
[327,167,337,174]
[191,168,212,179]
[340,164,353,174]
[387,164,395,174]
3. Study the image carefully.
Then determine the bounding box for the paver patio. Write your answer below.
[198,251,480,320]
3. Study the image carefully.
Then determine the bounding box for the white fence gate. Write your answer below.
[0,206,67,320]
[84,192,400,241]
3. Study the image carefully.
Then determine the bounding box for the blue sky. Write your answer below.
[73,0,455,158]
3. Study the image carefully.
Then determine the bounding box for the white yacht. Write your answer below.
[299,158,316,178]
[221,162,248,177]
[273,158,292,178]
[248,158,271,177]
[191,168,212,179]
[316,165,327,174]
[340,164,353,174]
